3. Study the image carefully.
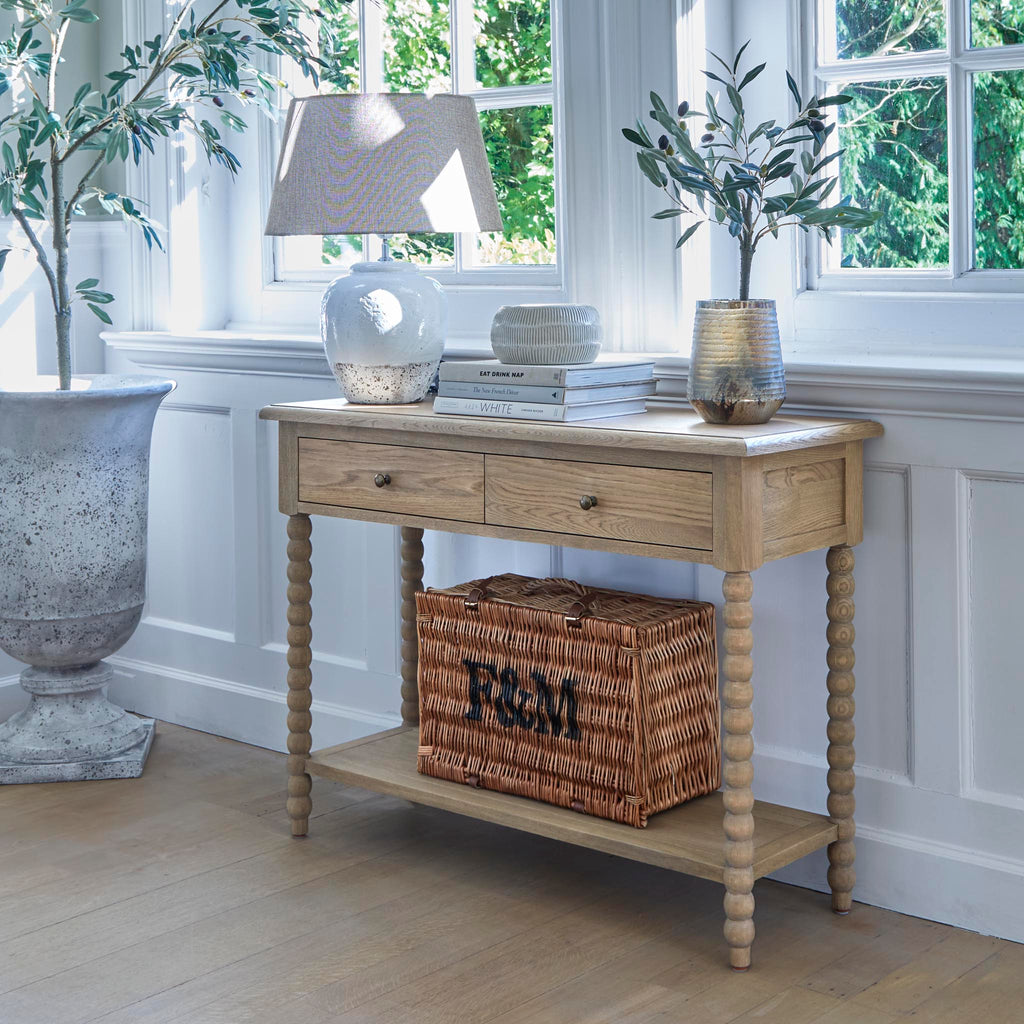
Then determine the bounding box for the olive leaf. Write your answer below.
[622,44,879,300]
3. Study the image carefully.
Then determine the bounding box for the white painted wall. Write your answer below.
[5,0,1024,950]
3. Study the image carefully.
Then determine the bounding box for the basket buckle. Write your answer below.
[565,600,585,628]
[565,592,600,628]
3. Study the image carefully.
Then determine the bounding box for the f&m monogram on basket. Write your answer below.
[416,574,721,828]
[463,659,580,741]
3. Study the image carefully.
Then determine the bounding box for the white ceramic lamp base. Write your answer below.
[322,261,448,404]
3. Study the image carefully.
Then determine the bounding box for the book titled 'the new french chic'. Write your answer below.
[438,358,655,388]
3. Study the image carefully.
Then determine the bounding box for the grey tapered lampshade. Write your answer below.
[264,92,503,236]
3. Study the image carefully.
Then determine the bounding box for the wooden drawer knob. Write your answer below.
[374,473,391,488]
[579,494,598,511]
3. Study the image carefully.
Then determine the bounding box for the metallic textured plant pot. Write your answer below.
[687,300,786,425]
[0,374,174,783]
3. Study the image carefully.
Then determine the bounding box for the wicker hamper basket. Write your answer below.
[415,574,721,828]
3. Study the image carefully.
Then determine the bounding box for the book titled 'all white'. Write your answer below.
[432,396,649,422]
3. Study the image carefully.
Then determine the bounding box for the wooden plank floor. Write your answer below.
[0,722,1020,1024]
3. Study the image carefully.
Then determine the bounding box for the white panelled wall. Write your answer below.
[4,0,1022,951]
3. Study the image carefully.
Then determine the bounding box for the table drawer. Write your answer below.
[485,455,713,550]
[298,438,485,521]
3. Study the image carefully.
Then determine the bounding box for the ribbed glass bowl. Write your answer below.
[490,304,602,365]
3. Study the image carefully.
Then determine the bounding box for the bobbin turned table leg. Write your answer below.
[722,570,756,970]
[826,544,856,913]
[286,514,313,837]
[400,526,424,727]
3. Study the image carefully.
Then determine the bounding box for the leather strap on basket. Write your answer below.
[464,576,501,611]
[523,577,602,629]
[464,576,702,627]
[463,576,614,628]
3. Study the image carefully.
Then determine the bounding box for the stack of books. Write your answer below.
[433,359,657,422]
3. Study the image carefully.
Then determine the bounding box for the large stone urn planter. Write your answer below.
[0,374,174,783]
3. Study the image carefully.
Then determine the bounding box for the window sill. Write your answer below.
[792,289,1024,352]
[103,329,1024,419]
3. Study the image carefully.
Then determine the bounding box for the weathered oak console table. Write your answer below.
[259,398,883,970]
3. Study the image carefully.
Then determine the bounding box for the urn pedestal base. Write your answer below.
[0,662,155,784]
[0,722,154,784]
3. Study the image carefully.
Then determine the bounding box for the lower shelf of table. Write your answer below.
[307,727,837,884]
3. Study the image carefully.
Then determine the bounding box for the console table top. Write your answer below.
[259,397,883,458]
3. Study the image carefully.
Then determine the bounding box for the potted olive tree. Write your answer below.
[0,0,321,782]
[624,45,879,424]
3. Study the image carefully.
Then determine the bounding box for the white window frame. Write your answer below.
[119,0,698,355]
[271,0,563,289]
[803,0,1024,295]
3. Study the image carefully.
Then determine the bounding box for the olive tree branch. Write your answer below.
[64,150,106,229]
[48,18,70,113]
[12,206,59,311]
[59,0,234,164]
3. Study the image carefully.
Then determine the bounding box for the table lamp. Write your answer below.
[265,93,503,404]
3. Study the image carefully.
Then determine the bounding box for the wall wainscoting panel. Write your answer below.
[963,472,1024,809]
[101,336,1024,943]
[147,405,237,637]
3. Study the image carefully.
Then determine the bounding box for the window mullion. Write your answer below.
[951,0,969,56]
[451,0,477,94]
[451,0,476,274]
[815,53,953,81]
[361,0,385,261]
[817,0,836,63]
[360,0,384,90]
[949,64,973,278]
[465,84,554,109]
[949,0,971,277]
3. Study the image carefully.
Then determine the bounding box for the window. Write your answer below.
[807,0,1024,287]
[274,0,557,282]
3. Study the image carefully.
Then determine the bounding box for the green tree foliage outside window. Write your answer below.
[474,0,550,87]
[837,78,949,269]
[832,0,1024,270]
[313,0,555,268]
[972,0,1024,268]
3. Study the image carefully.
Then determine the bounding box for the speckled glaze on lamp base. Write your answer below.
[332,360,437,404]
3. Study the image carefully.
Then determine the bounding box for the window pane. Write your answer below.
[317,1,360,94]
[474,0,551,88]
[828,0,945,60]
[312,2,361,266]
[321,235,364,267]
[475,105,555,265]
[382,0,452,93]
[378,0,453,264]
[834,78,949,268]
[974,70,1024,269]
[972,1,1024,47]
[388,233,455,267]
